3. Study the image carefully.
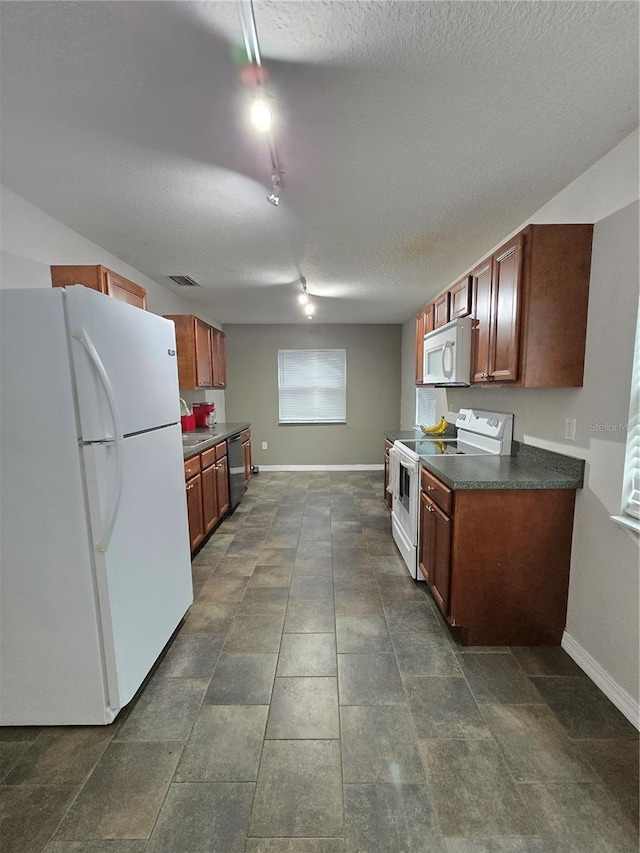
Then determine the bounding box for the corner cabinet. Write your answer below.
[418,467,577,646]
[164,315,227,390]
[51,265,147,310]
[471,224,593,387]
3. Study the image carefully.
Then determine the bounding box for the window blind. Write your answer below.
[415,387,437,428]
[278,349,346,424]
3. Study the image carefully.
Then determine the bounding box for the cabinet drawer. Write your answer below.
[421,468,453,515]
[241,428,251,443]
[184,455,201,481]
[201,447,217,470]
[214,440,227,461]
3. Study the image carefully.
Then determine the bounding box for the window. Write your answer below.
[278,349,346,424]
[622,304,640,521]
[415,387,437,429]
[613,299,639,533]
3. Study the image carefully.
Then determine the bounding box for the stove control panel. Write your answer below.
[455,409,514,451]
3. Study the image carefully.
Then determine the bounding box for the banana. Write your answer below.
[421,417,448,435]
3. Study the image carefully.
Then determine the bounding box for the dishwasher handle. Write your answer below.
[227,434,242,444]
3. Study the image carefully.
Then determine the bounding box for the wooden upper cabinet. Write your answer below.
[211,328,227,389]
[415,304,435,385]
[471,224,593,388]
[449,276,472,319]
[424,303,435,335]
[164,314,227,390]
[51,265,147,310]
[195,319,213,388]
[433,292,450,329]
[471,235,522,384]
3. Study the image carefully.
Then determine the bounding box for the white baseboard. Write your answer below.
[257,464,384,472]
[562,631,640,730]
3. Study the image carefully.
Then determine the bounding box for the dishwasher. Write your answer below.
[227,433,246,510]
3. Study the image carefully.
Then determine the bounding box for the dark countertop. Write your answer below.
[386,431,584,490]
[182,422,250,459]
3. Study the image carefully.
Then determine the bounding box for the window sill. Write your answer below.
[610,515,640,534]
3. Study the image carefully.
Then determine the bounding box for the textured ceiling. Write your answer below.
[1,1,637,323]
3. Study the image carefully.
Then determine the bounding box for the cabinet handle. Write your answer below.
[186,484,194,491]
[185,468,192,476]
[426,485,435,492]
[427,505,434,513]
[480,372,489,379]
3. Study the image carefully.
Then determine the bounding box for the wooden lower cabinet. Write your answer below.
[216,455,230,518]
[419,466,577,645]
[383,439,393,511]
[418,491,452,615]
[185,474,204,552]
[185,441,229,552]
[242,428,252,486]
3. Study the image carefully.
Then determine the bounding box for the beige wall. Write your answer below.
[224,324,402,466]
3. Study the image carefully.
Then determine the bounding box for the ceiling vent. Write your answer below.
[168,275,201,287]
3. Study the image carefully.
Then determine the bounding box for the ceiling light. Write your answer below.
[251,97,273,132]
[305,303,315,319]
[298,292,309,305]
[266,192,280,206]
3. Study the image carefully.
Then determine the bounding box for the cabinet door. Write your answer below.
[490,236,522,382]
[415,310,426,385]
[471,259,493,382]
[418,491,434,583]
[384,441,394,511]
[430,502,452,617]
[103,270,147,310]
[449,276,471,319]
[186,474,204,551]
[201,462,219,535]
[243,440,252,486]
[211,328,227,388]
[216,456,230,517]
[195,319,213,387]
[433,292,450,329]
[424,304,435,335]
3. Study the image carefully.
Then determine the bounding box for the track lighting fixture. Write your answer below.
[296,275,315,319]
[251,96,273,132]
[266,172,282,206]
[237,0,285,206]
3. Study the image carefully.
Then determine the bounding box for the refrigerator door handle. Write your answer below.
[73,327,124,551]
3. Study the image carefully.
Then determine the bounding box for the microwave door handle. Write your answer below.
[442,340,454,378]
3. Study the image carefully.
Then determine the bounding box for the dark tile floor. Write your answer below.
[1,472,638,853]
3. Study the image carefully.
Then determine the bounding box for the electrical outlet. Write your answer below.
[564,418,577,441]
[261,441,268,450]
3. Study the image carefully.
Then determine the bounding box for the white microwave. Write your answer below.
[422,316,472,386]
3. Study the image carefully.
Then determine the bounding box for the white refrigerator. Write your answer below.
[0,286,193,725]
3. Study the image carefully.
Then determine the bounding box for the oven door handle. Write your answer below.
[399,459,416,471]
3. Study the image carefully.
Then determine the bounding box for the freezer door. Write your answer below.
[82,424,193,710]
[64,285,180,440]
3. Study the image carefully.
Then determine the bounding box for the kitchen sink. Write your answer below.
[182,434,217,447]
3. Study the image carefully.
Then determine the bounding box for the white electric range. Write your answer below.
[389,409,513,578]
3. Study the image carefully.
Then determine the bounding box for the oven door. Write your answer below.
[390,446,421,578]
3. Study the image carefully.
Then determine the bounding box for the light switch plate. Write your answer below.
[261,441,268,450]
[564,418,577,441]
